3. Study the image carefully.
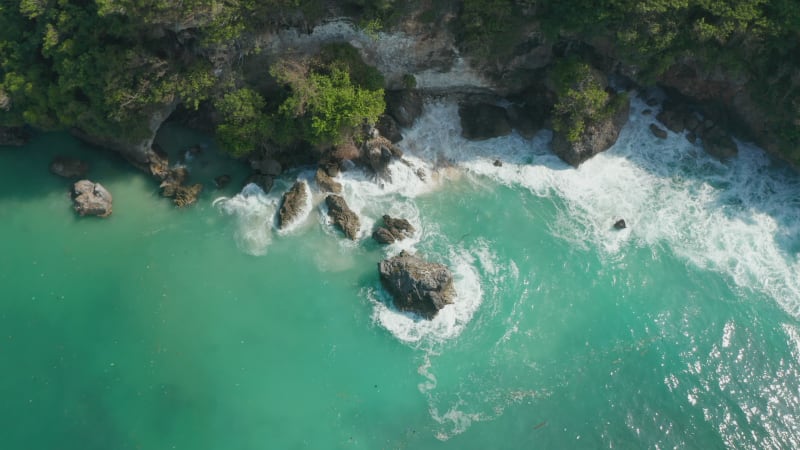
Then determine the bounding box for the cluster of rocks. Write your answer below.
[372,215,415,244]
[654,101,738,160]
[247,157,282,193]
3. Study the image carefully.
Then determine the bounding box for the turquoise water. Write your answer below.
[2,97,800,449]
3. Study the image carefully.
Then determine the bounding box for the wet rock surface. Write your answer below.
[326,195,360,240]
[378,250,455,319]
[278,181,308,229]
[459,102,512,141]
[72,180,113,217]
[372,215,415,244]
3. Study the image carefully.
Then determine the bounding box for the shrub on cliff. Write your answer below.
[550,60,611,143]
[215,89,271,157]
[271,63,385,146]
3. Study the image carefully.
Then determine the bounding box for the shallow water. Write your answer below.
[2,97,800,449]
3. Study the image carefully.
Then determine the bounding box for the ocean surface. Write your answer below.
[2,96,800,449]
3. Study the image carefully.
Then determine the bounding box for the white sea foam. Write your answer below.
[399,96,800,319]
[213,183,278,255]
[369,244,485,344]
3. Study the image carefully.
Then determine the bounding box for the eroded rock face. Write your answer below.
[278,181,308,229]
[50,156,89,178]
[315,167,342,193]
[378,250,455,319]
[385,90,424,128]
[656,101,738,160]
[326,195,360,240]
[459,102,512,141]
[372,215,415,244]
[72,180,112,217]
[551,94,630,167]
[361,130,403,175]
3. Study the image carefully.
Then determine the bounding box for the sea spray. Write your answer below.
[213,183,278,255]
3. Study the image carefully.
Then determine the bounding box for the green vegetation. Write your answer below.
[458,0,800,164]
[550,59,615,143]
[268,48,385,148]
[214,89,270,157]
[213,44,385,156]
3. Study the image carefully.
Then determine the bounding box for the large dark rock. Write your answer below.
[385,90,423,128]
[372,215,415,244]
[50,156,89,178]
[507,85,553,139]
[72,180,113,217]
[278,181,308,229]
[459,102,512,141]
[361,129,403,175]
[315,167,342,193]
[245,172,275,193]
[326,195,360,240]
[551,94,630,167]
[378,250,456,319]
[250,158,282,177]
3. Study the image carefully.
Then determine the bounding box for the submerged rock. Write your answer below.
[378,250,455,319]
[372,215,415,244]
[72,180,112,217]
[173,184,202,207]
[278,181,308,229]
[326,195,360,240]
[0,126,29,146]
[214,174,232,189]
[649,124,667,139]
[50,156,89,178]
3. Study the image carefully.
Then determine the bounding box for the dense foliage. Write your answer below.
[457,0,800,162]
[550,59,611,143]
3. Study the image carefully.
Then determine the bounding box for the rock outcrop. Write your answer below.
[361,129,403,175]
[315,167,342,193]
[378,250,456,319]
[278,181,308,229]
[551,94,630,167]
[245,172,275,193]
[160,166,203,207]
[459,102,512,141]
[72,180,113,217]
[50,156,89,178]
[326,195,360,240]
[372,215,415,244]
[656,101,738,160]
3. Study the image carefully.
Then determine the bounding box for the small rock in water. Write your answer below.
[326,195,360,240]
[493,159,503,167]
[372,215,415,244]
[50,156,89,178]
[72,179,112,217]
[613,219,627,230]
[649,124,668,139]
[278,181,308,229]
[214,174,232,189]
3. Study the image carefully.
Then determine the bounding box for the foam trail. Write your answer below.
[213,183,277,255]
